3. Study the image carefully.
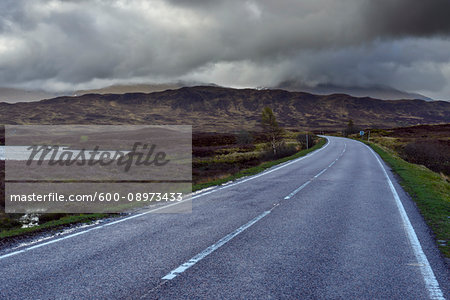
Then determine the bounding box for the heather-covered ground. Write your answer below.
[368,124,450,177]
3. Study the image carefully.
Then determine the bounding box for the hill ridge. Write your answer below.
[0,86,448,131]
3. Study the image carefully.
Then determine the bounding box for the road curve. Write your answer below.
[0,136,448,299]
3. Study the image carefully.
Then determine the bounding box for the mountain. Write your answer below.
[0,82,215,103]
[0,87,64,103]
[74,83,182,96]
[74,82,222,96]
[0,86,448,132]
[276,81,434,101]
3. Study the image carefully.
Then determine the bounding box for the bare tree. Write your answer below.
[261,107,284,156]
[343,119,355,137]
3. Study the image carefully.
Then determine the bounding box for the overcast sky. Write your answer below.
[1,0,450,99]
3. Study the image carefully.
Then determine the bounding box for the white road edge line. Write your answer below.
[162,209,273,280]
[365,144,444,300]
[0,139,331,261]
[0,199,189,260]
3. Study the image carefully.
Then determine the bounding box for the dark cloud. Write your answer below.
[283,39,449,92]
[0,0,449,99]
[363,0,450,38]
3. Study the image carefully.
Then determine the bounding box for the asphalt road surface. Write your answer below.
[1,136,448,299]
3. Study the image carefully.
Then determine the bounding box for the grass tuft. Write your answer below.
[0,213,111,239]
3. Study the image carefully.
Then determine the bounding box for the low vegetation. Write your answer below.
[0,213,110,239]
[193,134,324,191]
[193,109,320,186]
[367,124,450,177]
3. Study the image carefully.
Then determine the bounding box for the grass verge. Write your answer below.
[193,138,326,191]
[0,213,111,239]
[362,140,449,258]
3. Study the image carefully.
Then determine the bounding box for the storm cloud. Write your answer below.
[0,0,449,99]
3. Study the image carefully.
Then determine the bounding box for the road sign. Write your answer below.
[360,131,365,136]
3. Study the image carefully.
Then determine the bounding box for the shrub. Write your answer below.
[192,133,236,147]
[262,142,297,160]
[402,140,450,175]
[0,215,21,230]
[235,130,254,145]
[296,133,317,149]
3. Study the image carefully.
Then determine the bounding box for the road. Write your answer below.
[0,136,448,299]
